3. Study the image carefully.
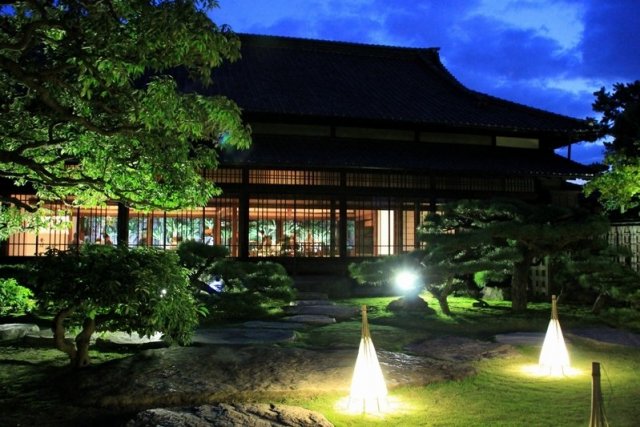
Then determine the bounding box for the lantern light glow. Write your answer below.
[346,305,389,414]
[538,295,571,376]
[395,270,418,293]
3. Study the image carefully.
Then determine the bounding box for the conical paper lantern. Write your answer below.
[538,295,570,376]
[348,305,388,413]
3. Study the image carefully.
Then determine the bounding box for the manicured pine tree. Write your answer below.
[420,199,611,312]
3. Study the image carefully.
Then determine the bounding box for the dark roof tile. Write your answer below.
[193,34,593,139]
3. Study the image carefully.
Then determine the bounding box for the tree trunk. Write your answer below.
[74,317,96,368]
[436,295,451,316]
[511,254,533,313]
[429,279,454,316]
[591,293,607,315]
[52,307,77,363]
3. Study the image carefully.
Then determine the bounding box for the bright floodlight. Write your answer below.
[395,270,418,292]
[539,295,571,376]
[347,305,389,414]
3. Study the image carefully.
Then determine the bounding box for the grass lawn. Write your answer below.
[1,294,639,426]
[280,294,640,426]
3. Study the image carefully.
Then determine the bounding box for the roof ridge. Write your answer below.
[238,32,440,58]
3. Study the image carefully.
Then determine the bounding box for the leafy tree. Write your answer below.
[585,81,640,211]
[421,199,610,312]
[31,245,200,368]
[0,277,36,316]
[0,0,251,239]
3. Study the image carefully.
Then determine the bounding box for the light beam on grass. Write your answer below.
[538,295,572,376]
[346,305,389,414]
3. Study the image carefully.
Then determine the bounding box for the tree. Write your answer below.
[0,1,251,239]
[32,245,200,368]
[585,81,640,211]
[419,210,517,315]
[176,241,295,319]
[421,199,611,312]
[553,243,640,314]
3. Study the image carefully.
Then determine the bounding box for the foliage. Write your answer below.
[31,245,199,367]
[419,199,611,312]
[176,241,295,319]
[206,260,295,319]
[585,81,640,211]
[0,0,251,239]
[176,239,228,291]
[0,277,36,316]
[553,243,640,313]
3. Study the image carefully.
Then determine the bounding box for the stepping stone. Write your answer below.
[0,323,40,341]
[290,299,336,306]
[283,304,358,320]
[295,292,329,300]
[193,328,296,345]
[281,315,336,325]
[243,321,309,330]
[96,331,165,347]
[567,327,640,348]
[494,332,544,346]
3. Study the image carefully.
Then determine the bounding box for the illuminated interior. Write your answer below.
[5,194,428,258]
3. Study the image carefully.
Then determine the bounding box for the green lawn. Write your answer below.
[1,294,638,426]
[280,294,640,426]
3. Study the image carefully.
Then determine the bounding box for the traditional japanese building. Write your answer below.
[1,34,596,276]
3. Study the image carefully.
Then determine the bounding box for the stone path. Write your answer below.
[0,292,360,347]
[495,327,640,348]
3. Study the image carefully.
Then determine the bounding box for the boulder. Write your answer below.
[0,323,40,341]
[96,331,167,349]
[126,403,334,427]
[387,296,436,315]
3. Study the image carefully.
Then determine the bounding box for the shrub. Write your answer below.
[207,259,296,319]
[176,241,296,320]
[31,245,200,367]
[0,278,36,316]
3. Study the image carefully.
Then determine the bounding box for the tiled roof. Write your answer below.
[180,34,593,140]
[220,136,594,178]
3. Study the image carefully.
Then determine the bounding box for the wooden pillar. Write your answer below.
[116,202,129,247]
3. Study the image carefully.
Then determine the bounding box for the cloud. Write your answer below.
[579,0,640,81]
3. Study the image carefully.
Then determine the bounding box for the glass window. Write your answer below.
[248,197,338,257]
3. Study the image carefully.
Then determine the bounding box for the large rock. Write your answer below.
[96,331,167,349]
[406,336,518,362]
[126,403,334,427]
[0,323,40,341]
[71,340,493,409]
